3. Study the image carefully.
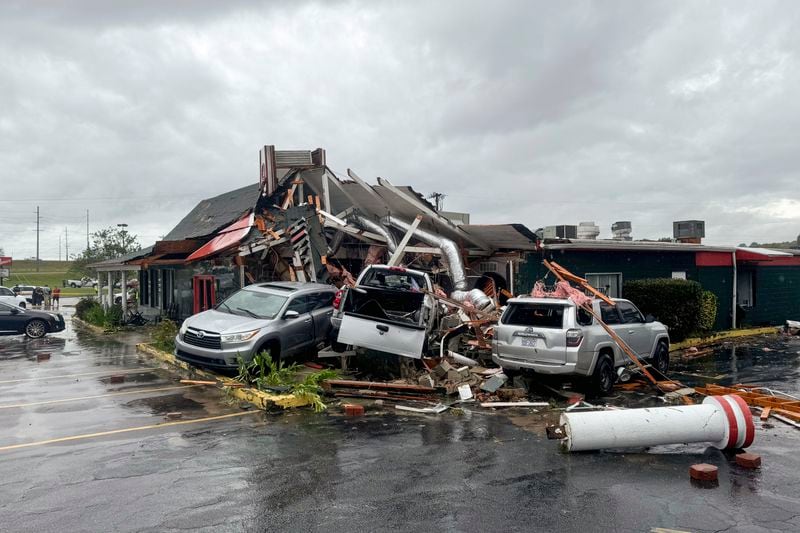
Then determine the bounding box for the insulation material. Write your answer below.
[531,280,593,307]
[364,244,386,266]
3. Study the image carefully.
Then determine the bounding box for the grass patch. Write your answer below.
[2,260,96,296]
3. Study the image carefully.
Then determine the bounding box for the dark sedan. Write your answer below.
[0,301,65,338]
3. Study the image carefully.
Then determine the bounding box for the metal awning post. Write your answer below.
[107,272,113,308]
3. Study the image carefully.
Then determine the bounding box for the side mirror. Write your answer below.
[283,310,300,319]
[645,314,655,323]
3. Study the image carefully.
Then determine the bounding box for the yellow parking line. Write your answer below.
[0,385,201,410]
[0,411,261,452]
[0,367,162,385]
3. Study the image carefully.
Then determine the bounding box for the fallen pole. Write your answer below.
[559,394,754,452]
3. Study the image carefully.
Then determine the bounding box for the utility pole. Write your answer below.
[428,192,446,212]
[35,206,40,272]
[59,234,62,261]
[65,226,69,261]
[86,209,90,252]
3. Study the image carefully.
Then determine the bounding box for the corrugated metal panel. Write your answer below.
[275,150,314,167]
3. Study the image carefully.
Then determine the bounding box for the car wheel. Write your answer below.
[19,302,26,309]
[70,283,77,288]
[25,319,47,339]
[592,354,616,396]
[652,342,670,375]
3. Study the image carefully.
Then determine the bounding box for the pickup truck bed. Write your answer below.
[344,287,425,326]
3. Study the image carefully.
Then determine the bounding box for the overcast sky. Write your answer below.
[1,0,799,259]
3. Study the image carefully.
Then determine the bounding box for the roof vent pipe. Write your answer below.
[383,215,467,291]
[350,215,397,253]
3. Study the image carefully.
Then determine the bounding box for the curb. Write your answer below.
[135,343,313,410]
[71,316,109,334]
[669,326,779,352]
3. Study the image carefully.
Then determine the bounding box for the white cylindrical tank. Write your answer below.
[560,395,754,452]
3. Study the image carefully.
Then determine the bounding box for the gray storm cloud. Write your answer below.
[1,0,798,258]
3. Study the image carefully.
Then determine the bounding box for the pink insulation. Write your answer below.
[530,280,593,307]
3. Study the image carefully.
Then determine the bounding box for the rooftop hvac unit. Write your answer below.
[543,225,578,240]
[577,221,600,240]
[673,220,705,241]
[611,221,632,241]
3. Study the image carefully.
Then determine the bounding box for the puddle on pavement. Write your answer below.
[673,334,800,394]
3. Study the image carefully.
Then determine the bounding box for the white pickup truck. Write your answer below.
[63,277,98,288]
[330,265,440,359]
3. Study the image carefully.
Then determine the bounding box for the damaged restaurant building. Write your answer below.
[93,145,538,319]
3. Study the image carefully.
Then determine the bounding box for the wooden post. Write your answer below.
[387,215,423,267]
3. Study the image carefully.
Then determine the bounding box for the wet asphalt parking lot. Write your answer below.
[1,302,800,532]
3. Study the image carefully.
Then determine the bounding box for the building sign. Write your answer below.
[0,257,11,267]
[0,268,8,278]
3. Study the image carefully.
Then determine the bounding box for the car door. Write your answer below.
[308,291,335,345]
[615,301,651,356]
[0,287,16,306]
[281,295,314,356]
[0,302,27,334]
[597,302,628,364]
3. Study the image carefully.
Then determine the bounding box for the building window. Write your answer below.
[737,271,755,307]
[586,273,622,298]
[672,271,687,280]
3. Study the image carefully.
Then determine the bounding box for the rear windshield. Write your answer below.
[360,269,425,291]
[503,303,566,328]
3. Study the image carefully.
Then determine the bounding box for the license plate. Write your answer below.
[521,338,539,347]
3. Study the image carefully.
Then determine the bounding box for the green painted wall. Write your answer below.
[697,266,733,330]
[518,250,699,293]
[518,250,734,330]
[746,266,800,326]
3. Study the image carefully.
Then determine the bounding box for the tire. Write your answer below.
[331,340,348,353]
[19,302,26,309]
[591,354,616,396]
[70,283,77,288]
[652,342,670,375]
[255,341,281,362]
[25,319,47,339]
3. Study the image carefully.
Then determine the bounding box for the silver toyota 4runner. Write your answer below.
[175,281,337,370]
[492,297,670,395]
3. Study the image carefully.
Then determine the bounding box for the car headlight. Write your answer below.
[221,329,260,343]
[179,322,188,335]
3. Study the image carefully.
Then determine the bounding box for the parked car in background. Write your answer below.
[63,277,98,288]
[492,297,670,395]
[175,281,337,370]
[11,285,38,304]
[0,301,65,338]
[0,286,27,308]
[331,265,440,358]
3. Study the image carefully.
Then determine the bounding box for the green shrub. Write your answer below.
[698,290,718,332]
[623,278,705,341]
[152,319,178,352]
[84,304,107,327]
[105,304,124,327]
[75,297,101,320]
[235,352,338,412]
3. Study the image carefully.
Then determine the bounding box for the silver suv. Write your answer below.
[492,297,669,395]
[175,282,337,370]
